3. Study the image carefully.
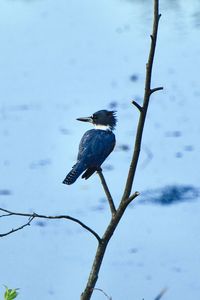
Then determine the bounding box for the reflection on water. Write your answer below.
[140,185,199,205]
[193,10,200,27]
[123,0,200,30]
[6,0,200,33]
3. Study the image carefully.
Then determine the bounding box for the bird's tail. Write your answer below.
[63,163,84,185]
[81,167,97,180]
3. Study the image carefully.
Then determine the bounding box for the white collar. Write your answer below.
[94,124,111,131]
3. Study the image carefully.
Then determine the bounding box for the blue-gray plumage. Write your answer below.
[63,110,117,185]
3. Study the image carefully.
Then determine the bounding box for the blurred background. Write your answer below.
[0,0,200,299]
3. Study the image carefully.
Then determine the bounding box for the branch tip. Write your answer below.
[154,287,168,300]
[123,191,140,205]
[129,191,140,200]
[150,87,163,94]
[132,100,143,112]
[93,288,112,300]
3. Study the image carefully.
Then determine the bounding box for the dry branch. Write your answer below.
[122,0,163,201]
[81,0,163,299]
[0,216,35,237]
[0,208,101,242]
[97,169,116,216]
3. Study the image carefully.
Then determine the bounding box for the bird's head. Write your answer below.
[77,110,117,130]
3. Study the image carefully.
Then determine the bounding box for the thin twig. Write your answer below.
[0,208,101,242]
[0,216,35,237]
[150,87,163,94]
[0,213,12,217]
[93,288,112,299]
[97,170,116,216]
[132,100,143,112]
[126,191,140,204]
[154,287,168,300]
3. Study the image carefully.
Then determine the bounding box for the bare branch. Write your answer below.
[150,86,163,94]
[93,288,112,299]
[81,2,162,298]
[154,287,168,300]
[81,192,140,300]
[0,213,12,218]
[126,191,140,204]
[122,0,162,201]
[0,208,101,242]
[132,100,143,112]
[0,216,35,237]
[97,169,116,216]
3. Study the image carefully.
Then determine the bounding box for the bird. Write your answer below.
[63,109,117,185]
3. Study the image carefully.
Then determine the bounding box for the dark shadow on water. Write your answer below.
[130,74,139,82]
[29,158,51,169]
[35,220,47,227]
[108,101,118,109]
[139,185,199,205]
[0,189,12,196]
[117,144,130,152]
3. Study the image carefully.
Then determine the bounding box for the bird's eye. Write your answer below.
[92,114,97,120]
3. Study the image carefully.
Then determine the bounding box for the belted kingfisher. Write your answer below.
[63,110,117,185]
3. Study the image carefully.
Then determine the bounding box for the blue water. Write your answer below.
[1,0,200,299]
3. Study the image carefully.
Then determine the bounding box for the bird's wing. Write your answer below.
[77,129,115,167]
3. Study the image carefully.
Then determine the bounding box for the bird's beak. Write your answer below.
[76,116,93,123]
